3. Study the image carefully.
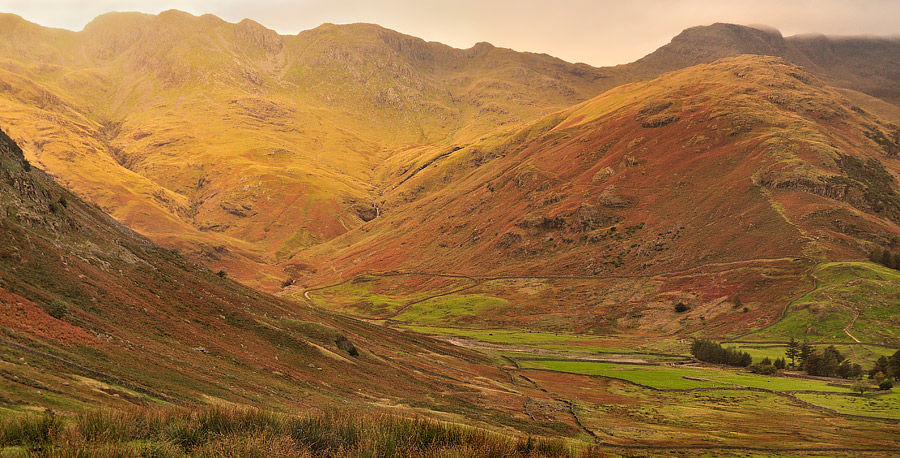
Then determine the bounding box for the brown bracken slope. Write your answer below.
[0,127,552,435]
[296,56,900,333]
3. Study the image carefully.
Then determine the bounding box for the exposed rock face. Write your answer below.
[235,18,283,53]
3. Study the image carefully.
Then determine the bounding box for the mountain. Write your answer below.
[296,55,900,334]
[627,23,900,106]
[1,15,898,291]
[0,126,555,432]
[0,11,616,289]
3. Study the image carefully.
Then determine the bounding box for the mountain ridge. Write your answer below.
[0,12,899,290]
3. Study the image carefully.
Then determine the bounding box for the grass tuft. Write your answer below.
[0,406,585,457]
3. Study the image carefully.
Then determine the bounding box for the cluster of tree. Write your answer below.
[784,338,863,379]
[804,346,863,378]
[869,350,900,381]
[868,246,900,270]
[690,339,752,367]
[691,339,894,388]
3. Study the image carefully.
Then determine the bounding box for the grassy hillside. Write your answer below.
[0,127,578,443]
[2,124,899,457]
[744,261,900,344]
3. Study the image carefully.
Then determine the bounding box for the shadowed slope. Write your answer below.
[0,127,559,437]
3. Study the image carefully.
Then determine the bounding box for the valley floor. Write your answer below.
[288,261,900,454]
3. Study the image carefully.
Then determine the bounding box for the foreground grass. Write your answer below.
[0,406,594,457]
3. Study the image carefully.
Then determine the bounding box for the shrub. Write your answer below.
[46,300,69,320]
[749,363,778,375]
[879,380,893,391]
[674,302,689,313]
[281,278,294,288]
[774,357,786,370]
[3,405,585,457]
[0,413,62,446]
[216,270,227,278]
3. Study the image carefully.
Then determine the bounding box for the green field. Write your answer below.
[394,295,510,324]
[519,359,853,392]
[793,391,900,419]
[400,326,688,359]
[303,274,473,318]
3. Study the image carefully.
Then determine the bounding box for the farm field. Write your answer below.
[517,359,851,392]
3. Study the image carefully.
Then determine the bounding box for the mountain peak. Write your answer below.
[629,23,790,76]
[669,22,785,55]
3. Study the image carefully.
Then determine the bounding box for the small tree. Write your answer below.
[852,379,870,395]
[869,246,884,263]
[785,338,800,367]
[798,341,813,369]
[774,357,786,370]
[879,380,893,391]
[870,356,890,379]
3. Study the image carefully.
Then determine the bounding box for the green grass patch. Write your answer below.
[304,275,473,318]
[404,326,600,346]
[746,262,900,345]
[519,360,852,392]
[395,295,509,324]
[794,391,900,419]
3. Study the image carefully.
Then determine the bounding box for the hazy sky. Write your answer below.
[2,0,898,66]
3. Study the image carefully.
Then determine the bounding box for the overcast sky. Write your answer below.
[1,0,898,66]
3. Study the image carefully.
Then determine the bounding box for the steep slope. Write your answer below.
[296,56,900,332]
[0,127,556,435]
[0,11,612,289]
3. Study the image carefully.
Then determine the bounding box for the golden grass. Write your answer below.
[0,405,595,458]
